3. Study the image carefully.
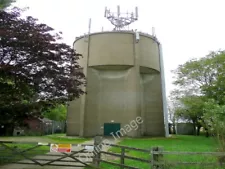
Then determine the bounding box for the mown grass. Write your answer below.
[98,135,223,169]
[44,134,90,144]
[0,133,90,144]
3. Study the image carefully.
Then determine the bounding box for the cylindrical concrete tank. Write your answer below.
[67,31,167,137]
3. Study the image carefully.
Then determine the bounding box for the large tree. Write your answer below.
[167,96,180,134]
[172,51,225,100]
[203,99,225,152]
[172,50,225,137]
[175,95,205,135]
[0,8,85,135]
[0,0,15,9]
[43,104,67,121]
[201,51,225,105]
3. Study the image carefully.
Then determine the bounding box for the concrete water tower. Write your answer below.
[66,6,169,137]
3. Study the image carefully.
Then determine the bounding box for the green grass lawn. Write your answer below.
[0,133,90,144]
[44,134,90,144]
[99,135,223,169]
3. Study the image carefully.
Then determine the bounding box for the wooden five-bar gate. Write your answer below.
[0,141,97,168]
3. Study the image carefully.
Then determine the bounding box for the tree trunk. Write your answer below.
[168,124,172,134]
[172,124,176,134]
[5,123,14,136]
[205,128,209,137]
[172,118,176,134]
[193,122,197,136]
[196,126,201,136]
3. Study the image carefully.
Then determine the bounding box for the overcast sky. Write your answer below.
[14,0,225,95]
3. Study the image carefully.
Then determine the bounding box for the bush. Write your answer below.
[203,100,225,164]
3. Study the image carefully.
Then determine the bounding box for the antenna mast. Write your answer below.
[104,5,138,30]
[88,18,91,34]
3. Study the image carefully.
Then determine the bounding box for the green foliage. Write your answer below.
[203,100,225,151]
[201,51,225,105]
[43,104,67,121]
[175,96,205,135]
[175,96,205,122]
[167,98,179,133]
[173,51,224,93]
[0,8,85,134]
[171,50,225,137]
[0,0,15,9]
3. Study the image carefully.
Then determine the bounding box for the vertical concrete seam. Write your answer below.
[140,73,145,136]
[133,32,142,137]
[98,69,102,136]
[80,35,91,136]
[158,43,169,137]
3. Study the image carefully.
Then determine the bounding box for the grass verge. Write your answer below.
[44,134,90,144]
[98,135,222,169]
[0,133,90,144]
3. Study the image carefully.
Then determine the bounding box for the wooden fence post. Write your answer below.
[120,147,125,169]
[151,146,164,169]
[93,136,103,167]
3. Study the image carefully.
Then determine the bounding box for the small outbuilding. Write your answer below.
[176,123,195,135]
